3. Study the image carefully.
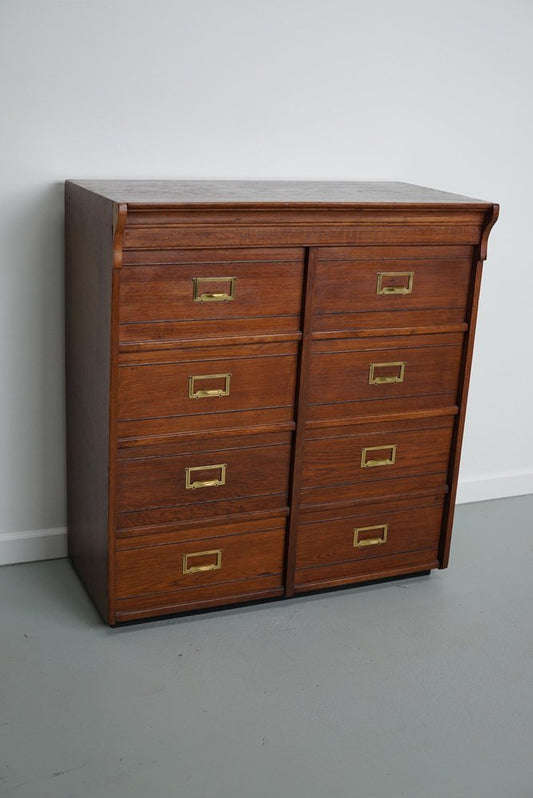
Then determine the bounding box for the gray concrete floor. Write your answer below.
[1,495,533,798]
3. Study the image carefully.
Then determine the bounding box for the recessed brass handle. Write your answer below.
[353,524,388,548]
[182,549,223,574]
[368,361,406,385]
[192,276,236,302]
[361,445,397,468]
[188,373,231,399]
[185,463,227,490]
[376,271,414,296]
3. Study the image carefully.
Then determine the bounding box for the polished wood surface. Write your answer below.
[314,254,472,318]
[294,550,440,592]
[302,423,454,489]
[65,183,115,621]
[122,218,484,250]
[116,437,292,516]
[67,180,492,205]
[117,343,298,427]
[295,499,444,569]
[120,250,304,318]
[64,180,498,624]
[115,526,285,598]
[307,333,463,419]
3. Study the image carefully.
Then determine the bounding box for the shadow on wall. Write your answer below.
[1,181,66,532]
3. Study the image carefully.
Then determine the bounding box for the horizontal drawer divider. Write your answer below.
[119,339,298,360]
[305,406,459,430]
[123,225,481,250]
[124,214,482,229]
[121,241,306,253]
[316,244,474,260]
[305,420,455,442]
[117,404,295,424]
[116,506,290,538]
[310,391,458,408]
[117,490,289,516]
[299,485,449,513]
[315,306,468,316]
[114,587,285,622]
[311,324,468,339]
[124,219,481,233]
[124,218,482,230]
[293,559,440,592]
[296,544,439,572]
[116,523,286,552]
[118,410,295,442]
[119,353,297,367]
[117,572,283,601]
[119,332,303,352]
[120,312,301,325]
[300,469,448,493]
[311,339,464,354]
[117,437,294,461]
[122,257,305,267]
[118,422,296,449]
[298,495,446,524]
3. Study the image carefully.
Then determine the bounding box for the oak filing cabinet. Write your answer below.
[65,181,498,625]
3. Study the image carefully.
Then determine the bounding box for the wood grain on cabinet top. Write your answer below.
[66,180,494,207]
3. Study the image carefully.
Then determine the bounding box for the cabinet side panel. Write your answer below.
[439,205,499,567]
[65,183,115,621]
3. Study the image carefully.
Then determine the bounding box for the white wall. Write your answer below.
[1,0,532,563]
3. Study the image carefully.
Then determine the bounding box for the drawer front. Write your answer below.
[117,440,291,517]
[119,247,304,343]
[301,423,454,505]
[122,213,485,251]
[118,347,297,429]
[115,525,285,600]
[295,500,443,570]
[308,335,463,420]
[314,254,472,328]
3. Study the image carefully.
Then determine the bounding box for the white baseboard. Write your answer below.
[0,527,67,566]
[456,471,533,505]
[1,472,532,565]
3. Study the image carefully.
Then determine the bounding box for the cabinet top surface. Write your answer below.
[67,180,493,207]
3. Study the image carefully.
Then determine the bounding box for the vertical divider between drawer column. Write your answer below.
[284,246,318,597]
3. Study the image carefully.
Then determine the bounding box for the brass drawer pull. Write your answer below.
[361,444,397,468]
[368,361,406,385]
[376,271,414,296]
[192,276,236,302]
[182,549,223,575]
[185,463,227,490]
[353,524,388,548]
[188,372,231,399]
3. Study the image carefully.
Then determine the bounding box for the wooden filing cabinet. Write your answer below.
[64,180,498,625]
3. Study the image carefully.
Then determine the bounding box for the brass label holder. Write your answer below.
[361,444,397,468]
[368,361,406,385]
[376,271,415,296]
[182,549,223,574]
[353,524,388,548]
[188,373,232,399]
[192,276,237,302]
[185,463,227,490]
